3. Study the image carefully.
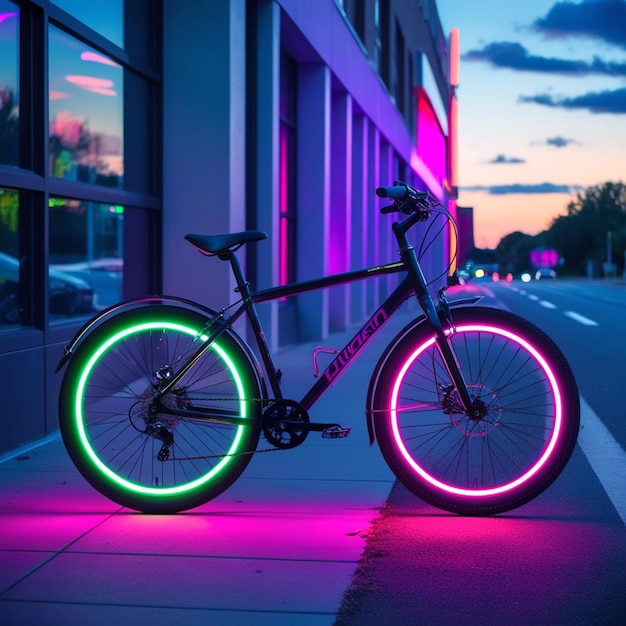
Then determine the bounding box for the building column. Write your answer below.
[252,0,281,352]
[329,91,352,333]
[351,113,368,323]
[378,141,393,300]
[162,0,246,307]
[296,63,331,341]
[366,124,380,314]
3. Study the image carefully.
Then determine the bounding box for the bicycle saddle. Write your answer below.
[185,230,268,255]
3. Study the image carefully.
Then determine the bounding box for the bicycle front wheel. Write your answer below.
[372,307,580,515]
[59,304,263,513]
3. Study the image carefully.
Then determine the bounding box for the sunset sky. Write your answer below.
[437,0,626,249]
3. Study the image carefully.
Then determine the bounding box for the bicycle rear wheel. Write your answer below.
[371,307,580,515]
[59,304,262,513]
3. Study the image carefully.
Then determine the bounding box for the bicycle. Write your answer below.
[56,182,580,516]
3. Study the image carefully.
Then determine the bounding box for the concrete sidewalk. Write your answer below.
[1,303,432,625]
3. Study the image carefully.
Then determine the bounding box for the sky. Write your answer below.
[437,0,626,249]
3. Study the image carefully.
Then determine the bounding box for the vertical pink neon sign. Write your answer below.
[279,125,289,288]
[415,87,446,187]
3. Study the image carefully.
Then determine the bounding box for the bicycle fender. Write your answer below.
[54,295,263,384]
[365,296,482,445]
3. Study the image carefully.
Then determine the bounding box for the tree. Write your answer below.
[546,181,626,275]
[0,88,19,166]
[496,231,535,274]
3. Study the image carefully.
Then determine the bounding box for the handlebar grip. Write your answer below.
[376,185,407,199]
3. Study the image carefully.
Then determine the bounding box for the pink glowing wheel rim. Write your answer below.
[389,323,563,498]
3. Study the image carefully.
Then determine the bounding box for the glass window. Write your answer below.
[395,20,405,113]
[51,0,123,48]
[0,187,19,326]
[49,197,123,320]
[0,2,19,167]
[49,26,123,188]
[374,0,381,75]
[377,0,390,88]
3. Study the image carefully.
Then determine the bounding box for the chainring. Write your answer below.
[262,399,310,449]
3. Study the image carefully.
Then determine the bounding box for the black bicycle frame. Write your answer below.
[153,258,411,410]
[254,266,414,411]
[155,211,475,422]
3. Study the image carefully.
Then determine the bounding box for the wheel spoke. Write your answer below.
[375,308,579,514]
[59,306,262,512]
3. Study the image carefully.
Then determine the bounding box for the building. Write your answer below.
[0,0,458,454]
[457,205,475,265]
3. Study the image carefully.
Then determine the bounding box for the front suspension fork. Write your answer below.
[434,333,478,417]
[395,219,478,418]
[419,290,477,418]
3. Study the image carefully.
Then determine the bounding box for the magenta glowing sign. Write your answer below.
[0,12,18,25]
[415,87,446,187]
[531,248,558,268]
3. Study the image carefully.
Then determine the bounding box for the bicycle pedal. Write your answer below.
[321,425,351,439]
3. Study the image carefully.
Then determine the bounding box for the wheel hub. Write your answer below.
[443,384,503,436]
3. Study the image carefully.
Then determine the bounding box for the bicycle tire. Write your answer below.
[59,304,263,513]
[371,306,580,515]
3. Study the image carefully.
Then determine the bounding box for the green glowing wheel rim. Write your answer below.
[59,305,262,513]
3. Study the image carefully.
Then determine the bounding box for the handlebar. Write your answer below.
[376,185,411,199]
[375,181,438,220]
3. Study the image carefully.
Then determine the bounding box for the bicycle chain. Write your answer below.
[159,395,290,461]
[165,446,285,462]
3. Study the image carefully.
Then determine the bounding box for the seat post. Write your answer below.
[222,249,283,398]
[219,250,252,301]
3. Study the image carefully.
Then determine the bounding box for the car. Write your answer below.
[535,268,557,280]
[0,252,94,324]
[50,257,123,310]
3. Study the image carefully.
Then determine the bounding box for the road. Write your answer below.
[489,278,626,451]
[335,278,626,626]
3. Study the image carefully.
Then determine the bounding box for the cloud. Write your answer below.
[519,87,626,113]
[463,183,574,195]
[545,136,577,147]
[489,154,526,164]
[533,0,626,50]
[463,41,626,77]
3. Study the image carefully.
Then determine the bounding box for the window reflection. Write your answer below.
[0,187,19,326]
[51,0,123,48]
[49,26,123,188]
[0,2,19,167]
[49,198,124,320]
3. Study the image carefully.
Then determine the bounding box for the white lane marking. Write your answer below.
[564,311,598,326]
[504,285,600,327]
[539,300,557,309]
[578,396,626,525]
